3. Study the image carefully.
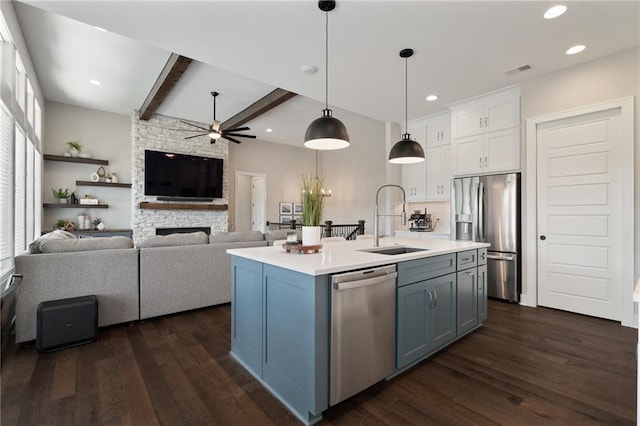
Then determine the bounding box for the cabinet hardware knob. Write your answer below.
[484,116,488,127]
[484,157,488,167]
[479,157,482,167]
[540,235,546,240]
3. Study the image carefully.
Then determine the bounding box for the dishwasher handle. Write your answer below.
[334,272,397,291]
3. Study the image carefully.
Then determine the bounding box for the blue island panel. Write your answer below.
[262,264,330,423]
[231,257,263,377]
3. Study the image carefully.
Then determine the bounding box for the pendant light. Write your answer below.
[389,48,425,164]
[304,0,350,150]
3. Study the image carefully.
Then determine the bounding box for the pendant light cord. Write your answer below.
[325,10,329,110]
[404,55,408,134]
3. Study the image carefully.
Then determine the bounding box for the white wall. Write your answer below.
[520,47,639,321]
[43,102,131,231]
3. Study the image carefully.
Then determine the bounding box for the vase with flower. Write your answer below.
[300,174,326,246]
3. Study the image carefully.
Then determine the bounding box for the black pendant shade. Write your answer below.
[304,0,350,150]
[389,133,426,164]
[389,48,425,164]
[304,109,350,150]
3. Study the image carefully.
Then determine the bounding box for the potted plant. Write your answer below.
[54,219,67,230]
[93,217,105,231]
[300,174,326,246]
[51,187,70,204]
[66,141,82,157]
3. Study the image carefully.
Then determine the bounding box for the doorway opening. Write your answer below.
[235,172,267,233]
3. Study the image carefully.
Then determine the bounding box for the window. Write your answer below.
[14,124,25,254]
[0,9,43,286]
[0,102,13,281]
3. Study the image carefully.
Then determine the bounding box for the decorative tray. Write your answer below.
[284,243,323,254]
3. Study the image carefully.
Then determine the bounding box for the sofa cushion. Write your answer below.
[209,231,264,244]
[28,230,77,254]
[138,231,208,248]
[39,236,134,253]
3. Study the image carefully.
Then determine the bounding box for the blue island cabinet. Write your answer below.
[230,256,330,425]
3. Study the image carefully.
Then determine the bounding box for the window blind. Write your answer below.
[14,124,25,254]
[0,102,13,280]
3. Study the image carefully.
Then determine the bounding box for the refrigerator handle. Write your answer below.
[478,181,484,241]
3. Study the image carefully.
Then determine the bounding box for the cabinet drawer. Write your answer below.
[457,250,478,270]
[478,247,487,265]
[397,254,456,287]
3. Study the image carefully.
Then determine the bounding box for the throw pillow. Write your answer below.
[39,236,134,253]
[137,231,209,248]
[28,230,77,254]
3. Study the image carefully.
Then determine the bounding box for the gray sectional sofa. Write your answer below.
[14,230,272,343]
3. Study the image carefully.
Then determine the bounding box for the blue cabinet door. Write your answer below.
[478,264,488,323]
[230,257,264,377]
[428,273,457,352]
[397,280,430,370]
[457,268,478,335]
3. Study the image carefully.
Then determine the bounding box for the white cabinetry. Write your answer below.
[424,112,451,201]
[426,145,451,200]
[449,87,520,177]
[401,119,427,201]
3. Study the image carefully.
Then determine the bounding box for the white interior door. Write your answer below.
[251,176,265,232]
[537,108,622,320]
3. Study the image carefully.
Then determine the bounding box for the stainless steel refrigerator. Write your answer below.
[451,173,520,302]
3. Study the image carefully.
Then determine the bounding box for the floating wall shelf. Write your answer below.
[43,154,109,166]
[76,180,131,188]
[43,203,109,209]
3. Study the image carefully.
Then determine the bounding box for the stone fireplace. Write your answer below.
[130,113,228,245]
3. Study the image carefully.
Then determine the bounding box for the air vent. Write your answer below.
[505,64,532,75]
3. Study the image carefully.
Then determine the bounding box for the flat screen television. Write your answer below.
[144,149,223,199]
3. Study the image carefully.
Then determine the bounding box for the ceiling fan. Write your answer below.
[180,91,256,144]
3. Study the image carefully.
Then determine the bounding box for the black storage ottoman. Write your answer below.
[36,295,98,352]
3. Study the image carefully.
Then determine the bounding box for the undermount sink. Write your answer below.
[359,246,429,255]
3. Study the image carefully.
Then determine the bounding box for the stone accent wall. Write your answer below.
[131,112,229,245]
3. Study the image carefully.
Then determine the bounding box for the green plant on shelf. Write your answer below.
[51,187,69,199]
[92,217,102,226]
[54,219,67,229]
[66,141,82,151]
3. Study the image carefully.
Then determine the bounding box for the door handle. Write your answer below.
[487,254,515,261]
[479,117,483,128]
[540,235,546,241]
[427,290,433,310]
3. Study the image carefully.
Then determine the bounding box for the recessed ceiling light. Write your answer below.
[544,5,567,19]
[94,26,107,32]
[89,79,101,86]
[426,94,439,102]
[566,45,586,55]
[266,128,273,133]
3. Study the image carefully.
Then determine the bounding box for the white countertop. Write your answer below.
[228,238,490,276]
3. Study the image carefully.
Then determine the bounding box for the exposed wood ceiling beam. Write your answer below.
[139,54,192,121]
[221,88,297,130]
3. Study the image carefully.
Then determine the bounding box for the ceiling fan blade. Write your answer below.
[184,133,208,140]
[223,126,250,133]
[224,133,256,139]
[180,120,209,131]
[223,135,243,144]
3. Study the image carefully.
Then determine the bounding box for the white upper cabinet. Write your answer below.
[425,112,450,148]
[401,119,427,202]
[451,89,520,139]
[449,86,520,176]
[426,145,451,201]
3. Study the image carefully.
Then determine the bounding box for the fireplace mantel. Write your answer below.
[139,202,228,211]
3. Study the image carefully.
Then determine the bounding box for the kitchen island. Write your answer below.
[228,238,490,424]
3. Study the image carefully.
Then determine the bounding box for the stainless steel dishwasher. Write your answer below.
[330,264,397,406]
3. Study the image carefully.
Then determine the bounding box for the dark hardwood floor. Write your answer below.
[1,300,636,425]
